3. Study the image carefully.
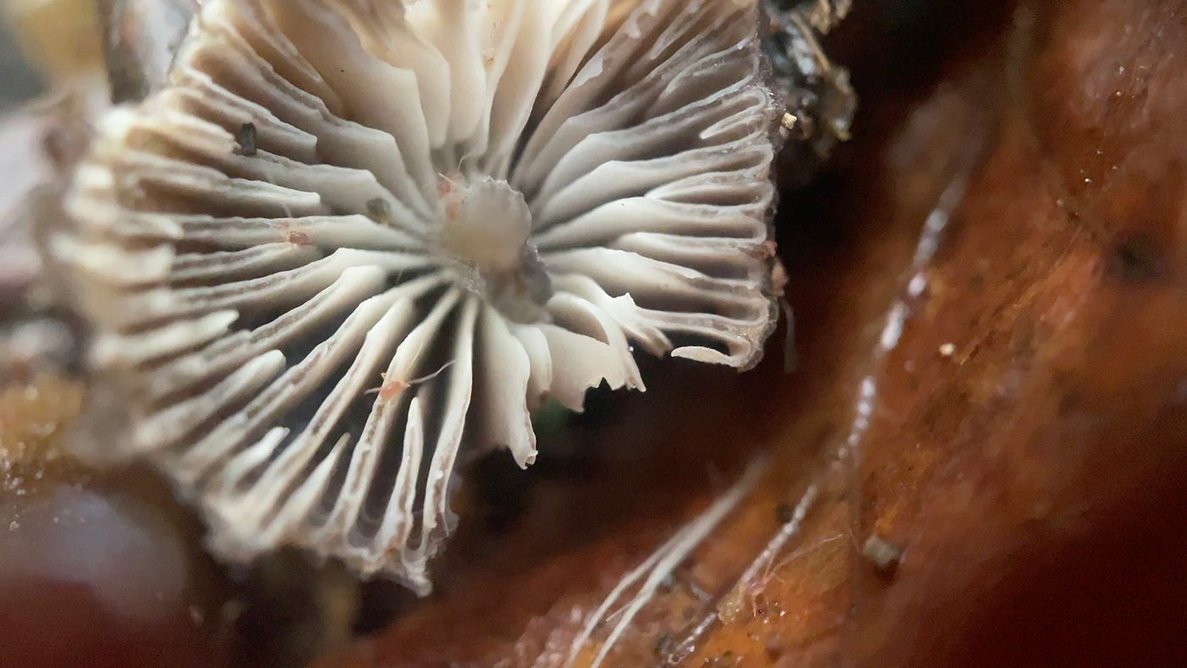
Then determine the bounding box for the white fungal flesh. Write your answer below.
[57,0,783,593]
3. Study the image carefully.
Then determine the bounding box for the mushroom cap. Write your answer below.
[56,0,784,593]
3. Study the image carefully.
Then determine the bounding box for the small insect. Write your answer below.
[365,362,456,403]
[373,375,408,402]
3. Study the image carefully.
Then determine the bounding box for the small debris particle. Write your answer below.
[366,197,393,224]
[702,651,741,668]
[938,342,956,357]
[771,600,785,618]
[286,229,313,246]
[751,592,769,618]
[654,632,678,658]
[775,502,795,524]
[770,260,788,297]
[716,581,746,624]
[760,239,779,259]
[235,122,257,156]
[862,534,904,575]
[702,650,741,668]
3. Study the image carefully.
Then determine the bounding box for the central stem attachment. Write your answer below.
[440,176,532,273]
[437,175,552,323]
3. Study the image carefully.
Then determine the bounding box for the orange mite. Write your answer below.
[377,376,408,402]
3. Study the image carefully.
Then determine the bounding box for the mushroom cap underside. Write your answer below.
[56,0,784,593]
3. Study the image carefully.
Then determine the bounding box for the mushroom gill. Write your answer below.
[55,0,785,593]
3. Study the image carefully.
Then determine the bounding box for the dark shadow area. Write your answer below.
[0,13,43,108]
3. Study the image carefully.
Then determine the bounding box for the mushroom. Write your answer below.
[53,0,785,594]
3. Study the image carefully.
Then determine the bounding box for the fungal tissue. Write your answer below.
[52,0,786,593]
